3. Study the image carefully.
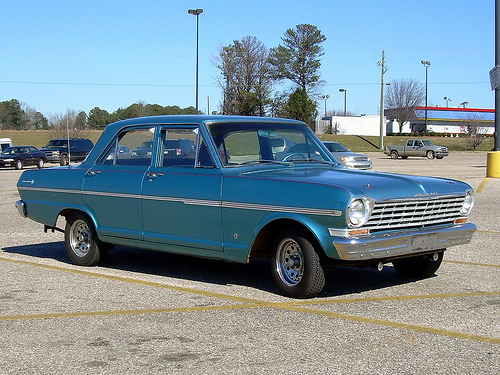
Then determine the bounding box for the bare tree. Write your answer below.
[461,114,489,150]
[215,36,273,116]
[385,79,425,133]
[49,109,90,138]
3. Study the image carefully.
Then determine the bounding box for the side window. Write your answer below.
[102,128,155,166]
[407,140,413,146]
[159,128,197,167]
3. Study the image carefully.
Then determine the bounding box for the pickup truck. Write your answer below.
[384,139,448,160]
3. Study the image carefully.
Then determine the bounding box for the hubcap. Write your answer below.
[70,219,91,257]
[276,238,304,286]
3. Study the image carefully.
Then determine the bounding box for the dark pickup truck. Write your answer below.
[40,138,94,165]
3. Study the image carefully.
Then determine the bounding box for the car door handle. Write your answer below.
[85,170,101,176]
[147,172,164,180]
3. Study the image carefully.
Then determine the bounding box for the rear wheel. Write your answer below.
[390,150,399,159]
[65,212,107,266]
[392,251,444,278]
[271,228,326,298]
[426,150,435,159]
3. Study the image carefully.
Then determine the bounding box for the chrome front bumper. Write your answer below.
[332,222,477,261]
[15,200,27,218]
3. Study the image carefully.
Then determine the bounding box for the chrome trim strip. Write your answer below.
[19,186,341,216]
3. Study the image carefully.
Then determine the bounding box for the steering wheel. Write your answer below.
[281,153,307,162]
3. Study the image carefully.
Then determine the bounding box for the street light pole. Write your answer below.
[444,96,452,107]
[339,89,347,116]
[421,60,431,131]
[321,94,330,117]
[188,8,203,114]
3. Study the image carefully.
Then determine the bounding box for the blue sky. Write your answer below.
[0,0,494,118]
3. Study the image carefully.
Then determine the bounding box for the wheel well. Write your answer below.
[248,219,325,262]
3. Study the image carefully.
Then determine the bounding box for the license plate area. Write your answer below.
[410,233,438,252]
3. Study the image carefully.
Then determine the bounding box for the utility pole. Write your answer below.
[377,50,387,150]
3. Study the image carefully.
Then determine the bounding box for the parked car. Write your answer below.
[0,138,13,152]
[40,138,94,165]
[16,115,476,298]
[0,145,46,170]
[384,139,448,160]
[322,141,372,169]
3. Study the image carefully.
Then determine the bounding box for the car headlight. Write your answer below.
[3,158,14,162]
[460,190,474,216]
[347,197,374,227]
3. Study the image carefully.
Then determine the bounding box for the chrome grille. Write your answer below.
[365,194,465,232]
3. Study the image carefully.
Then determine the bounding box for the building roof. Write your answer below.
[413,106,495,122]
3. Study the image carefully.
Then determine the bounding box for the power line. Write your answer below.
[0,80,217,88]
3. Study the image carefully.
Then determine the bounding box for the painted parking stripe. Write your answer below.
[0,256,498,345]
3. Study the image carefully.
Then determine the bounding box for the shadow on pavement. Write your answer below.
[2,241,415,298]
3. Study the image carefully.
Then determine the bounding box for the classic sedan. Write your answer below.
[16,116,477,298]
[322,141,372,169]
[0,145,46,170]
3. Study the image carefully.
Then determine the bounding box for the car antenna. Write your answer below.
[66,114,71,167]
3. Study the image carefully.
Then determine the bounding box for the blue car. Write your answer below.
[15,116,476,298]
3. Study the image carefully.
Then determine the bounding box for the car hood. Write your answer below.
[240,166,470,200]
[332,152,369,159]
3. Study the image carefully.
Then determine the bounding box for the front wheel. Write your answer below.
[65,212,107,266]
[60,154,69,166]
[392,251,444,278]
[426,150,435,159]
[15,159,23,170]
[37,158,45,169]
[271,228,326,298]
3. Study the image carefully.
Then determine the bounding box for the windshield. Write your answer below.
[324,142,349,152]
[45,140,67,148]
[2,147,23,155]
[207,122,334,166]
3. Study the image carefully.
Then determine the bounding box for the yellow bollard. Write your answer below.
[486,151,500,178]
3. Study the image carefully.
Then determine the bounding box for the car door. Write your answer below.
[82,127,155,241]
[23,147,35,166]
[141,125,224,256]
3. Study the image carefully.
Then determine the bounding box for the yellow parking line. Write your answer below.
[273,291,500,308]
[1,256,499,345]
[0,304,257,322]
[444,259,500,268]
[282,305,500,345]
[477,229,500,235]
[476,177,489,193]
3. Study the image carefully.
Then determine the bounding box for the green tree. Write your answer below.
[268,24,326,93]
[0,99,27,130]
[75,111,87,129]
[282,88,318,124]
[87,107,114,129]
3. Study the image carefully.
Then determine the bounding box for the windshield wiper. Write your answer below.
[291,158,338,166]
[236,159,293,166]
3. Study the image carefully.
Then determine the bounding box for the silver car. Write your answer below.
[323,141,372,170]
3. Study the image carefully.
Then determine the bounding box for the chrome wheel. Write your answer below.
[271,228,326,298]
[69,219,92,258]
[65,212,108,266]
[275,238,305,286]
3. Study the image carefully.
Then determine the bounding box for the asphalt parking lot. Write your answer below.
[0,152,498,374]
